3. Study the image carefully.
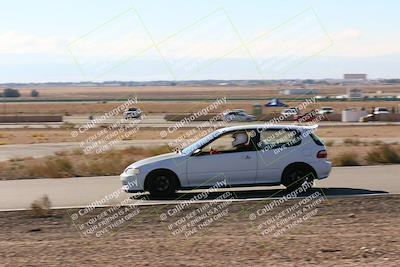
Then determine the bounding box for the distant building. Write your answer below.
[344,74,367,80]
[280,89,320,95]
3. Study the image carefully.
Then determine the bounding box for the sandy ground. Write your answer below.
[0,195,399,266]
[0,128,190,145]
[1,84,399,116]
[0,126,400,145]
[7,84,400,100]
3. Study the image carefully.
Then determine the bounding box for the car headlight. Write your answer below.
[124,167,140,175]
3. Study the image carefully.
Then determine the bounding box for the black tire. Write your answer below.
[147,170,178,198]
[282,165,315,191]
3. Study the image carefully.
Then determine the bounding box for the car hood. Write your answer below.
[129,152,183,168]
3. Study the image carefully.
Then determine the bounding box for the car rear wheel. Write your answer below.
[147,170,177,198]
[282,166,315,191]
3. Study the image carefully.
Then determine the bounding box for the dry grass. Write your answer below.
[343,138,362,146]
[30,195,51,217]
[364,145,400,164]
[10,84,400,100]
[0,146,172,180]
[332,152,361,166]
[324,140,334,147]
[331,145,400,166]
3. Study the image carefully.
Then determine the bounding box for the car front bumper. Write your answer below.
[120,172,145,192]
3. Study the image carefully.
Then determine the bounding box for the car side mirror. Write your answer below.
[191,148,201,156]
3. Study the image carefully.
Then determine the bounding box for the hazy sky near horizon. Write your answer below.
[0,0,399,82]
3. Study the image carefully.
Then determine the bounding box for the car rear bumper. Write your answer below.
[312,160,332,180]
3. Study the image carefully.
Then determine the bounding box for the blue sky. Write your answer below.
[0,0,399,82]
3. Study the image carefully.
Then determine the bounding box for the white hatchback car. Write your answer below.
[318,107,334,115]
[281,108,299,116]
[223,110,256,122]
[123,108,142,119]
[120,125,331,197]
[373,107,390,115]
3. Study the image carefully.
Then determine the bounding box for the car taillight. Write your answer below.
[317,150,327,158]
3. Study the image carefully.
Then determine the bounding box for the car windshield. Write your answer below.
[181,130,222,154]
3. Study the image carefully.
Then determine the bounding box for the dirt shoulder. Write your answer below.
[1,195,399,266]
[1,125,400,145]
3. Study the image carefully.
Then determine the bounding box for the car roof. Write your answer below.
[219,124,318,133]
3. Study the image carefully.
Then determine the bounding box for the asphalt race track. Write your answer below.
[1,165,399,211]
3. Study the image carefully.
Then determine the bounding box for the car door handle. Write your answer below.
[241,155,251,159]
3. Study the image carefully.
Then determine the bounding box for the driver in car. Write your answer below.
[232,131,252,152]
[210,131,252,154]
[210,132,251,155]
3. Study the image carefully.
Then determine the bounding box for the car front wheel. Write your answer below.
[147,170,178,198]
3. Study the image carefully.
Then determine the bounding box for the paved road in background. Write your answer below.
[0,140,175,161]
[1,165,398,210]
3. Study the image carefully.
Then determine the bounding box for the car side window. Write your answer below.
[258,129,301,150]
[199,130,256,155]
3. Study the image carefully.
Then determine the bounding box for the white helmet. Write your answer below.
[232,132,248,147]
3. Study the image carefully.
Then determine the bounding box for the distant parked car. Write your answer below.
[373,107,389,115]
[281,108,299,116]
[317,107,334,115]
[120,124,331,197]
[360,114,375,122]
[223,110,255,122]
[123,108,142,119]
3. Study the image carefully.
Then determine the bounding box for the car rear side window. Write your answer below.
[310,133,325,146]
[258,129,301,150]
